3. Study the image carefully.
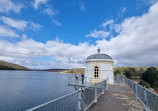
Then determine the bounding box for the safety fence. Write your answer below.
[68,76,93,86]
[26,79,107,111]
[68,76,104,86]
[117,74,158,111]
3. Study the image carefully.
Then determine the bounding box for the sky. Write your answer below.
[0,0,158,69]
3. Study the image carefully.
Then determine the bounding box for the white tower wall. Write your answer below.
[85,60,114,84]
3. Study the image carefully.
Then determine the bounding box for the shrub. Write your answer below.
[151,80,158,91]
[139,80,150,88]
[137,68,145,77]
[142,67,158,84]
[114,69,120,74]
[124,68,137,79]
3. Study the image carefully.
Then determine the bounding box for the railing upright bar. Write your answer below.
[102,81,104,94]
[135,84,137,97]
[94,83,97,103]
[144,87,147,108]
[78,91,81,111]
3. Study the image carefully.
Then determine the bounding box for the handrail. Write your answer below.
[69,76,107,85]
[26,79,108,111]
[117,74,158,111]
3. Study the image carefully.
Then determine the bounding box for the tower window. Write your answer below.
[94,66,99,78]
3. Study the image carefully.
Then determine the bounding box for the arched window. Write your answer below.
[94,66,99,78]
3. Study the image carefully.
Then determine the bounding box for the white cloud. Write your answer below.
[1,3,158,69]
[102,19,114,28]
[86,19,114,39]
[43,8,55,16]
[99,2,158,66]
[1,16,28,30]
[29,22,42,31]
[33,0,48,9]
[0,0,22,13]
[52,19,62,26]
[1,16,41,31]
[32,0,56,17]
[0,25,19,37]
[114,24,122,33]
[22,34,28,40]
[0,39,92,69]
[79,2,86,11]
[86,30,110,39]
[142,0,158,5]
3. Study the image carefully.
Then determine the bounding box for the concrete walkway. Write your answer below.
[89,80,145,111]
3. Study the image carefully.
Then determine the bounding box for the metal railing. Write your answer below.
[68,76,103,87]
[69,76,92,86]
[117,74,158,111]
[26,79,108,111]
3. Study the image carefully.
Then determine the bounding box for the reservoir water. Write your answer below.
[0,71,76,111]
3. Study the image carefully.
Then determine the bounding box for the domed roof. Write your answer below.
[86,48,113,60]
[87,54,112,60]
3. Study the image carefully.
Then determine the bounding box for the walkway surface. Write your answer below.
[88,80,145,111]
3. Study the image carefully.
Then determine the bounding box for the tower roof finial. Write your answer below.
[97,47,100,54]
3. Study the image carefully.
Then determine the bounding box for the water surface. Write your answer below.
[0,71,75,111]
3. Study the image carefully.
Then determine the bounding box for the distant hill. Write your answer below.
[0,60,31,70]
[39,69,68,72]
[58,68,85,74]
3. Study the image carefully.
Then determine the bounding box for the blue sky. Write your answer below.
[0,0,158,69]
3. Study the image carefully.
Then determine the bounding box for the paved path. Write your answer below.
[89,80,145,111]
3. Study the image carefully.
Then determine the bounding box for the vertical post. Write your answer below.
[135,84,137,97]
[144,87,147,107]
[106,79,108,89]
[94,83,97,103]
[122,76,125,82]
[102,81,104,94]
[69,76,70,84]
[78,91,81,111]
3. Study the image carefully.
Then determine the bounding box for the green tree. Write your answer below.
[124,67,137,79]
[114,69,120,74]
[142,67,158,84]
[137,68,145,77]
[151,81,158,91]
[139,80,150,88]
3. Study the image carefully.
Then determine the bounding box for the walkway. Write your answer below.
[88,80,145,111]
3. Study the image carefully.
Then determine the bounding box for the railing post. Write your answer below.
[135,84,137,97]
[78,91,81,111]
[106,79,108,89]
[69,76,71,84]
[102,81,104,94]
[144,87,147,108]
[94,83,97,103]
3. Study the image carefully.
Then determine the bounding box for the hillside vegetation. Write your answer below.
[58,68,85,74]
[115,66,158,92]
[0,60,30,70]
[114,66,158,76]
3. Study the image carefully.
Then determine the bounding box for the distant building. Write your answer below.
[85,48,114,84]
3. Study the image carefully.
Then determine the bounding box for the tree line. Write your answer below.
[115,67,158,91]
